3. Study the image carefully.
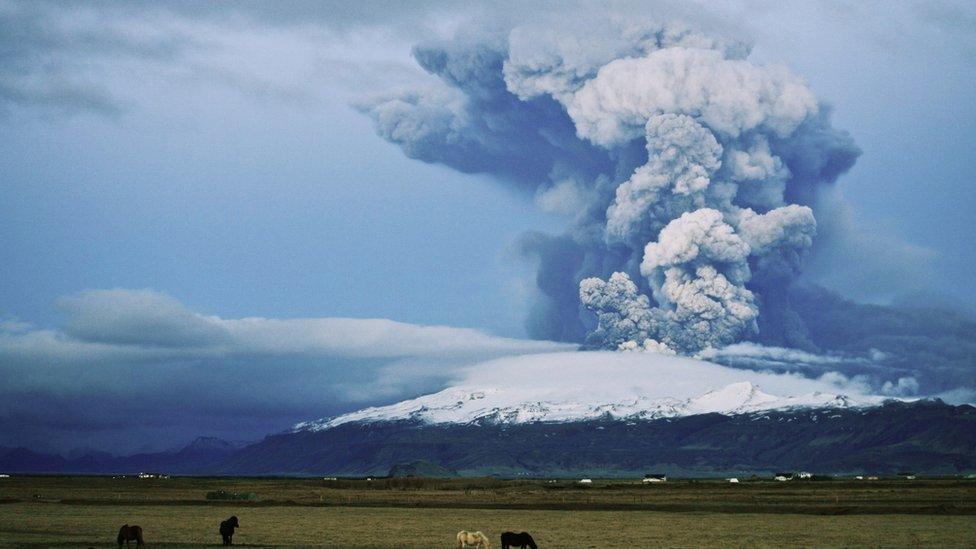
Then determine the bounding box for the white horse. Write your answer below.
[457,530,491,549]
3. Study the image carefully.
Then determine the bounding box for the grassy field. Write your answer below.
[1,476,975,547]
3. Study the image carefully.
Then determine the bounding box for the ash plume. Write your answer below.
[360,16,859,353]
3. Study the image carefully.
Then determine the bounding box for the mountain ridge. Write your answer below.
[296,381,890,432]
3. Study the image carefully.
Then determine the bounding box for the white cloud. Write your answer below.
[936,387,976,406]
[450,350,881,402]
[699,341,870,367]
[881,376,920,397]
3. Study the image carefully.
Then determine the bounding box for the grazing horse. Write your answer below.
[219,515,240,545]
[116,524,145,547]
[501,531,537,549]
[457,530,491,549]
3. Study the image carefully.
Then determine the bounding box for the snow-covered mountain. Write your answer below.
[296,381,884,431]
[296,352,890,432]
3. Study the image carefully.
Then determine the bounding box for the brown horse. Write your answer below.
[117,524,145,547]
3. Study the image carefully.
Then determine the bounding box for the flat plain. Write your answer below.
[1,476,974,547]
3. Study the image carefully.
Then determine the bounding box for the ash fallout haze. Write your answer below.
[0,0,974,460]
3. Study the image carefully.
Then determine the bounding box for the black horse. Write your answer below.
[501,531,537,549]
[219,515,240,545]
[116,524,145,547]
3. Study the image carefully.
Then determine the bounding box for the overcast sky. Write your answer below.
[1,0,973,452]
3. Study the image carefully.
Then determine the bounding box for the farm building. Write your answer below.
[642,474,667,483]
[137,472,169,479]
[579,478,593,484]
[774,472,794,481]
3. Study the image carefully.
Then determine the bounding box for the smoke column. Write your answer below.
[360,17,859,353]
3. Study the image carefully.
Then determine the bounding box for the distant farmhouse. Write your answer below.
[643,474,667,483]
[137,472,169,479]
[774,471,816,481]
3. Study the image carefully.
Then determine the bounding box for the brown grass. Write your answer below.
[1,476,974,547]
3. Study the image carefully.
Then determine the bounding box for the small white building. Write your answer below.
[137,472,168,479]
[798,472,813,479]
[727,478,739,483]
[774,472,794,481]
[0,474,10,478]
[579,478,593,484]
[642,474,667,483]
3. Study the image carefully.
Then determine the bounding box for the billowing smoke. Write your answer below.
[579,272,661,350]
[360,17,859,354]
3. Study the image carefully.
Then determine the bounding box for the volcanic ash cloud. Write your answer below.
[360,17,859,353]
